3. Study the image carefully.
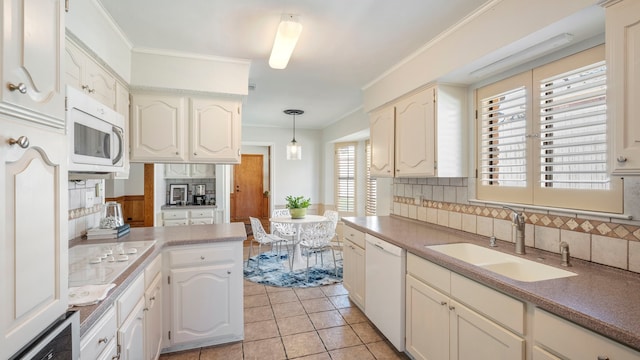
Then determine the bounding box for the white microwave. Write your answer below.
[66,86,125,174]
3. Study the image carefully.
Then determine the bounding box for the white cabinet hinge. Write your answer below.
[65,0,69,12]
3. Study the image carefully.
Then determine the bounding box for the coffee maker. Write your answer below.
[193,184,206,205]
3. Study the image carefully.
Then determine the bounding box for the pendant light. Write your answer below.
[285,109,303,160]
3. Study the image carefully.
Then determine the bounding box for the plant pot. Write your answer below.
[289,208,307,219]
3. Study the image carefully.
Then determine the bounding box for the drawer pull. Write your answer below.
[448,306,455,311]
[440,301,447,306]
[200,256,205,260]
[97,337,109,344]
[597,356,610,360]
[616,156,627,163]
[143,307,149,312]
[149,296,156,301]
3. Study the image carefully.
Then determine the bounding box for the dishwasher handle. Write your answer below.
[366,234,404,257]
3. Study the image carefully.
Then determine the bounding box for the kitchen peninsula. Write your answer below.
[70,223,246,358]
[342,215,640,359]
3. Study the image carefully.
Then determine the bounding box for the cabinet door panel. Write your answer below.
[395,88,435,177]
[1,0,65,127]
[607,0,640,173]
[145,275,163,360]
[118,298,145,360]
[450,301,524,360]
[84,60,116,108]
[0,121,67,359]
[369,106,395,177]
[170,264,240,344]
[190,99,240,163]
[131,95,186,161]
[405,275,449,360]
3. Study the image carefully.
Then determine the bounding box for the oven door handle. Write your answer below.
[112,126,124,165]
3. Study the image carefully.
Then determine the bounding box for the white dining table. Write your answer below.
[269,214,328,271]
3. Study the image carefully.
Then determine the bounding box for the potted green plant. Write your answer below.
[285,195,311,219]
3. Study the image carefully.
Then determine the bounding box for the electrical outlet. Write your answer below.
[85,191,94,208]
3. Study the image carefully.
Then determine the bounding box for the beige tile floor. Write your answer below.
[159,275,410,360]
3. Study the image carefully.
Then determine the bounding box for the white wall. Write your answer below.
[242,126,322,209]
[65,0,132,82]
[362,0,597,111]
[131,49,250,95]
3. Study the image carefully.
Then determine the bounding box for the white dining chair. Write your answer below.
[323,210,342,259]
[247,217,288,270]
[298,221,338,281]
[271,208,297,240]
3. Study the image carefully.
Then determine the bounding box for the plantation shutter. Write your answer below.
[476,72,533,204]
[532,45,622,213]
[365,140,377,215]
[335,142,356,214]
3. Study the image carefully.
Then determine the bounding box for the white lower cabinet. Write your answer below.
[534,308,640,360]
[166,242,243,349]
[162,208,217,226]
[118,297,145,360]
[342,225,365,310]
[405,253,525,360]
[144,256,163,360]
[80,307,117,360]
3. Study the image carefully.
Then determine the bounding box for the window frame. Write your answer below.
[334,142,357,216]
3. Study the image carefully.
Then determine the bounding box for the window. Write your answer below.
[476,45,622,213]
[365,140,377,215]
[335,142,356,214]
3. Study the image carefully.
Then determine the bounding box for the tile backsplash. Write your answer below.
[68,179,105,241]
[392,177,640,273]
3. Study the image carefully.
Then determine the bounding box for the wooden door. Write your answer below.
[231,154,263,222]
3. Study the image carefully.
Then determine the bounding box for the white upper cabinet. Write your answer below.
[369,106,395,177]
[369,84,466,178]
[130,93,187,162]
[603,0,640,174]
[190,98,241,163]
[131,92,242,164]
[395,88,436,177]
[1,0,65,129]
[65,40,117,108]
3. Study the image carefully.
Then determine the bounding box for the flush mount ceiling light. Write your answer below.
[269,14,303,70]
[285,109,303,160]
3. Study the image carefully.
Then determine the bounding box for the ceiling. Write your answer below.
[98,0,489,129]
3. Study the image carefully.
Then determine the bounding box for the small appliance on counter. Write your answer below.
[193,184,206,205]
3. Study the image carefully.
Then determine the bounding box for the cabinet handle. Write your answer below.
[617,156,627,163]
[200,256,205,260]
[194,152,197,156]
[440,301,447,306]
[89,88,95,94]
[143,307,149,312]
[149,296,156,301]
[175,152,179,155]
[9,136,29,148]
[7,82,27,94]
[597,357,610,360]
[448,305,455,311]
[227,271,231,274]
[81,85,89,91]
[97,337,109,344]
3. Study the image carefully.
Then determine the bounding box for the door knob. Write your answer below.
[7,82,27,94]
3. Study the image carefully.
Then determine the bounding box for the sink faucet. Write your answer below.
[504,206,525,254]
[559,241,571,267]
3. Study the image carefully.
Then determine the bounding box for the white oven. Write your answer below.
[66,86,124,174]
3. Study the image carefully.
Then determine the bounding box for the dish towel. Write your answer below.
[68,283,116,307]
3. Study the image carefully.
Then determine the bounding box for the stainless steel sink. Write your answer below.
[426,243,577,282]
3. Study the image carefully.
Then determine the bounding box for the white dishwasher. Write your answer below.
[365,233,406,351]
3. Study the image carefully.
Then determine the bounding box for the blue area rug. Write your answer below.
[244,251,343,288]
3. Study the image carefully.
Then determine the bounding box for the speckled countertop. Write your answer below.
[342,215,640,352]
[69,223,246,336]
